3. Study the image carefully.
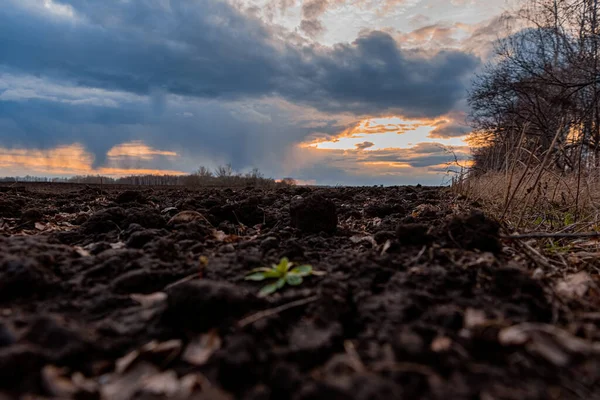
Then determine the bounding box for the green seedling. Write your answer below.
[245,257,323,297]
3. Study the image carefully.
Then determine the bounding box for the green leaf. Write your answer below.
[259,282,280,297]
[286,274,303,286]
[258,278,287,297]
[245,272,267,281]
[276,257,290,274]
[263,270,283,279]
[249,267,274,274]
[275,277,286,289]
[290,265,312,277]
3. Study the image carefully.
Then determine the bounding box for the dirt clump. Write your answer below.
[290,193,338,234]
[442,211,501,253]
[115,190,147,204]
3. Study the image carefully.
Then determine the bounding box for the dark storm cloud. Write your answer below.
[0,0,479,118]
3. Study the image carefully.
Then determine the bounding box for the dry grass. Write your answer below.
[452,169,600,294]
[453,168,600,232]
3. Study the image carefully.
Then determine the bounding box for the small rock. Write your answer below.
[290,194,337,234]
[220,244,235,253]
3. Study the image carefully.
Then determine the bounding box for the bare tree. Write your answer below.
[196,166,214,178]
[469,0,600,173]
[214,163,234,178]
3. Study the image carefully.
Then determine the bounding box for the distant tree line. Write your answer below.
[469,0,600,174]
[0,164,298,187]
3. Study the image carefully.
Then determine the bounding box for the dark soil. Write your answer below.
[0,183,599,399]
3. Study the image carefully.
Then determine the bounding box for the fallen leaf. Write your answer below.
[42,365,77,397]
[431,336,452,352]
[498,323,600,366]
[35,222,46,231]
[464,308,487,329]
[116,340,182,374]
[74,246,91,257]
[110,242,126,250]
[381,240,392,255]
[141,370,180,397]
[350,235,377,247]
[213,230,228,242]
[168,211,207,225]
[101,362,159,400]
[179,373,210,397]
[115,349,141,375]
[498,325,530,346]
[527,334,570,367]
[130,292,167,308]
[555,271,593,299]
[182,330,222,366]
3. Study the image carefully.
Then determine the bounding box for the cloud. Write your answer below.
[355,141,375,150]
[286,142,471,185]
[428,112,472,138]
[0,0,479,118]
[0,143,186,177]
[0,0,481,184]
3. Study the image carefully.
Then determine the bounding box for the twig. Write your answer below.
[513,239,555,271]
[237,295,319,328]
[503,232,600,240]
[164,273,199,290]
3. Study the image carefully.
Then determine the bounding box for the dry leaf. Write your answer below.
[527,334,570,367]
[74,246,91,257]
[102,362,159,400]
[213,230,228,242]
[130,292,167,308]
[381,240,392,255]
[168,211,207,225]
[115,349,141,374]
[110,242,126,250]
[350,235,377,247]
[431,336,452,352]
[182,330,222,366]
[42,365,77,397]
[141,370,180,397]
[498,323,600,366]
[116,340,182,374]
[179,373,211,397]
[35,222,46,231]
[498,325,530,346]
[464,308,487,329]
[555,271,593,299]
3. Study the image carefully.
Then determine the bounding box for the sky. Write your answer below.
[0,0,507,185]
